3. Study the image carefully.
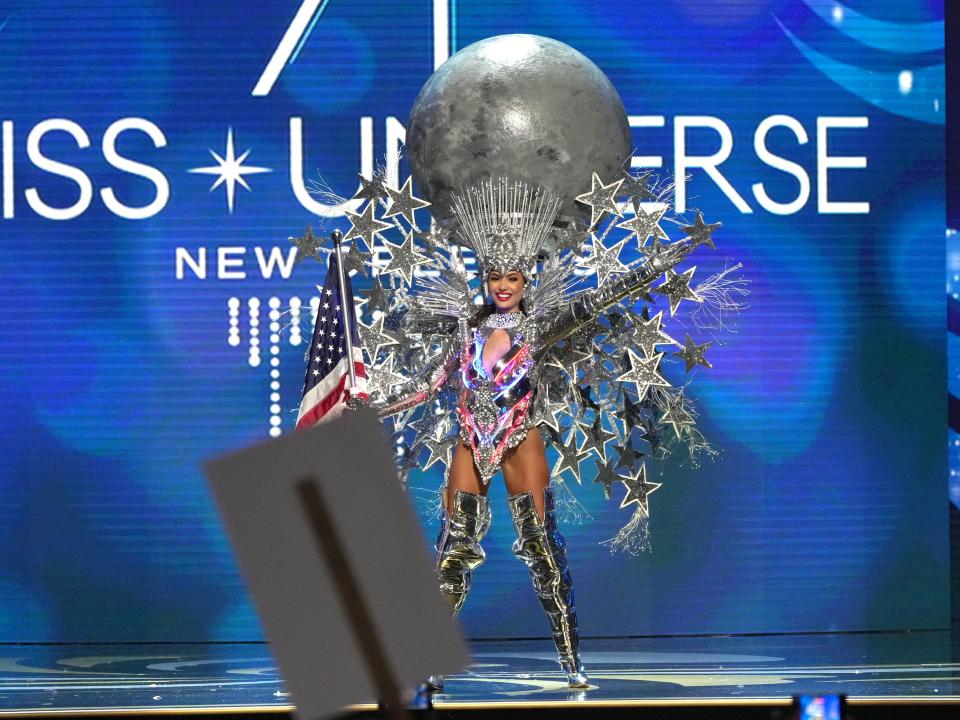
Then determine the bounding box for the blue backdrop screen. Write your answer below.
[0,0,947,641]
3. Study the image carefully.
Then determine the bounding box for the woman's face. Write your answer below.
[487,270,525,313]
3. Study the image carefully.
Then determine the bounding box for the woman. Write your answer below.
[375,179,693,689]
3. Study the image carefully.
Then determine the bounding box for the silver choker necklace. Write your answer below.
[482,312,523,329]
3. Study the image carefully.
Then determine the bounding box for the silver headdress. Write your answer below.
[451,178,561,277]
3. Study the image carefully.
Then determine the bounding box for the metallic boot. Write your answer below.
[430,489,492,691]
[509,487,590,689]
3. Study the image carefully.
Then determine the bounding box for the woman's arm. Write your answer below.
[533,240,693,354]
[375,336,462,417]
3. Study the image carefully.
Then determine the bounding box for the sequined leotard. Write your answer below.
[458,312,537,482]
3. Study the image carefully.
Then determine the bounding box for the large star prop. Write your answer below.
[189,127,271,214]
[585,236,629,285]
[619,463,662,511]
[682,211,721,250]
[575,172,623,228]
[661,390,695,438]
[630,310,679,358]
[381,231,430,286]
[617,205,670,248]
[383,177,430,229]
[653,267,702,316]
[290,224,326,266]
[352,171,388,203]
[359,314,401,360]
[344,203,392,252]
[577,416,618,462]
[552,427,591,483]
[615,349,670,401]
[673,333,713,372]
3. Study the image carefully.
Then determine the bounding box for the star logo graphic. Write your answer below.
[189,127,271,213]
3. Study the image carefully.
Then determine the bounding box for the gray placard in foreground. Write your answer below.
[204,409,468,719]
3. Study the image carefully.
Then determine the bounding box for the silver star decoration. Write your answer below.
[575,172,623,228]
[366,277,391,315]
[615,349,670,401]
[381,231,430,287]
[631,310,679,358]
[619,171,656,206]
[367,355,408,401]
[638,232,668,260]
[417,221,450,255]
[682,211,721,250]
[537,394,571,434]
[352,171,388,203]
[673,333,713,372]
[290,224,326,266]
[421,434,454,471]
[552,426,591,484]
[383,177,430,229]
[546,340,592,383]
[593,457,622,500]
[343,240,371,277]
[653,267,702,316]
[189,127,271,213]
[576,385,601,415]
[661,389,695,438]
[636,415,666,458]
[344,202,392,252]
[621,393,644,429]
[359,314,401,360]
[585,236,629,285]
[613,441,645,471]
[617,205,669,249]
[410,408,448,448]
[577,416,617,462]
[619,463,662,511]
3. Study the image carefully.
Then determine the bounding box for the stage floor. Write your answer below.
[0,631,957,714]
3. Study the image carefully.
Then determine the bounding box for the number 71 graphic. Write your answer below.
[252,0,455,97]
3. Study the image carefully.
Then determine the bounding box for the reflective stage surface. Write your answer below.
[0,632,957,713]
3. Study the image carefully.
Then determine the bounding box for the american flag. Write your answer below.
[296,252,368,428]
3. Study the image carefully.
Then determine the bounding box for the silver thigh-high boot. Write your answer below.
[508,487,590,688]
[428,489,492,691]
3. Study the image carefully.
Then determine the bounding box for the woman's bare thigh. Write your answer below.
[445,440,487,514]
[501,430,550,519]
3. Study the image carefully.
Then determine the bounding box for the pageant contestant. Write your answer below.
[294,34,745,692]
[374,179,704,688]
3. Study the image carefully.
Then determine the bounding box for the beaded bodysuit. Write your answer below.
[458,312,536,483]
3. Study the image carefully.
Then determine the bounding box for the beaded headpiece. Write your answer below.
[451,178,561,278]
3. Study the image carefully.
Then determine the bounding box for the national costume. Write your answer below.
[290,34,747,690]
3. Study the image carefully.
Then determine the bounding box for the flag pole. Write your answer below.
[331,229,358,395]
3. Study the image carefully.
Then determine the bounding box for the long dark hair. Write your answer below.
[469,297,527,327]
